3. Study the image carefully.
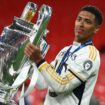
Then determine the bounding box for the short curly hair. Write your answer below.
[80,5,104,25]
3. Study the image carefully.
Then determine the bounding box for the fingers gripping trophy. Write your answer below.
[0,2,52,105]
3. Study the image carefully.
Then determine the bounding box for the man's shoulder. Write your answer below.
[76,45,100,62]
[78,45,99,54]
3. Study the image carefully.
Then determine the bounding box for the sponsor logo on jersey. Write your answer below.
[71,54,77,60]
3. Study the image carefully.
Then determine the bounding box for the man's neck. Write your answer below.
[74,38,93,45]
[74,38,92,44]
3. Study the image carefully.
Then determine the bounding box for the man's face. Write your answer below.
[74,11,99,42]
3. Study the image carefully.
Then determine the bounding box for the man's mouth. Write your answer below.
[76,28,84,34]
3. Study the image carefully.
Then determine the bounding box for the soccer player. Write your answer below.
[24,5,103,105]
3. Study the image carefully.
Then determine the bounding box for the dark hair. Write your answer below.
[80,5,103,25]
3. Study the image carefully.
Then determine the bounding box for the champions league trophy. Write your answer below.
[0,2,52,105]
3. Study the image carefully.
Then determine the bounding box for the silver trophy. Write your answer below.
[0,2,52,105]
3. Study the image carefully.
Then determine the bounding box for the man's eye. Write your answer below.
[76,17,81,21]
[85,20,92,24]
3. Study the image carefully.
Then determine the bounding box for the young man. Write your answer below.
[24,5,103,105]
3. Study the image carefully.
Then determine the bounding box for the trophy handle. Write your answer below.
[19,4,52,68]
[11,4,52,91]
[11,5,52,102]
[30,4,52,45]
[0,2,52,105]
[21,2,37,22]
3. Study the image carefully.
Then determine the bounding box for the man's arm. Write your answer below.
[24,43,100,94]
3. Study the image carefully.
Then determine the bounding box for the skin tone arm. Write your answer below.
[24,43,43,64]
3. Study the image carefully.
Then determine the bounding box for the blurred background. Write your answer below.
[0,0,105,105]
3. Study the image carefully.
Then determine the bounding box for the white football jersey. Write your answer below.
[37,41,100,105]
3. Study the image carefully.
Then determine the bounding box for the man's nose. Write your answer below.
[79,20,84,27]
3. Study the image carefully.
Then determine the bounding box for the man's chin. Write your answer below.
[75,34,84,41]
[76,34,83,38]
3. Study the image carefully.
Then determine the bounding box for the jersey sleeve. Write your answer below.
[37,45,100,94]
[35,71,48,89]
[70,45,100,82]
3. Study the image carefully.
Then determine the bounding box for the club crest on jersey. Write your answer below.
[83,60,93,70]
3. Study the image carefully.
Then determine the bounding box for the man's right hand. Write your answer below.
[24,43,43,64]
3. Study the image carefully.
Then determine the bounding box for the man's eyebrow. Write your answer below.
[76,16,82,19]
[77,15,92,20]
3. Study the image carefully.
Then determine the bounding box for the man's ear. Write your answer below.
[94,25,100,34]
